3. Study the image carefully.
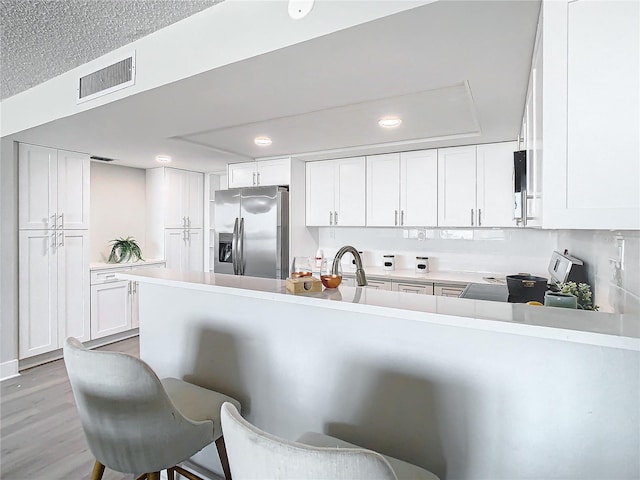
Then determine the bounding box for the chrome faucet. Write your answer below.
[332,246,367,286]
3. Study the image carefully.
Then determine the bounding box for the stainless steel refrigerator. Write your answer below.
[214,186,289,279]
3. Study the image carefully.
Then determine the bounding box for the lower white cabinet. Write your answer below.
[392,281,434,295]
[19,229,90,359]
[91,280,132,339]
[89,262,164,339]
[434,283,466,297]
[165,228,203,272]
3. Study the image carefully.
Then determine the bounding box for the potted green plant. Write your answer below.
[107,236,144,264]
[559,281,599,311]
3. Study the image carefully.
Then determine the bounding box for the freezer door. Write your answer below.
[240,186,288,279]
[214,189,240,274]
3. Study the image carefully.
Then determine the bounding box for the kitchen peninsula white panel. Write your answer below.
[129,270,639,479]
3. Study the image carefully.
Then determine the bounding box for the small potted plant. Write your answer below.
[559,281,599,311]
[107,236,144,264]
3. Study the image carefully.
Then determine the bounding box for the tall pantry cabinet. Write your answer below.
[146,167,204,271]
[18,143,91,359]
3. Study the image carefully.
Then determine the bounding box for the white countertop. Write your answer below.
[90,259,165,270]
[119,269,639,351]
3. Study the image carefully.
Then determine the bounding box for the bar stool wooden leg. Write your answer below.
[216,435,233,480]
[134,474,148,480]
[148,473,160,480]
[167,467,175,480]
[90,461,105,480]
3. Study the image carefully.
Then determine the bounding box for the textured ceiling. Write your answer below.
[0,0,223,100]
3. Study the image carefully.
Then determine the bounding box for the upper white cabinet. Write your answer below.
[305,157,366,226]
[19,229,90,359]
[162,168,203,229]
[438,143,517,227]
[228,158,290,188]
[476,142,519,228]
[19,143,90,230]
[367,150,437,227]
[437,146,478,227]
[542,0,639,229]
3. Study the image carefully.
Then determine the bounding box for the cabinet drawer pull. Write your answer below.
[478,209,482,226]
[471,209,474,226]
[394,210,398,226]
[334,211,338,225]
[329,211,333,225]
[401,210,405,226]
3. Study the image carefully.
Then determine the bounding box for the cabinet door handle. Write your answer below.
[334,211,338,225]
[257,171,260,185]
[50,232,57,249]
[182,216,187,228]
[471,209,474,226]
[394,210,398,226]
[478,209,482,226]
[50,214,57,230]
[58,213,64,229]
[252,172,256,186]
[58,232,64,247]
[187,216,191,228]
[401,210,405,226]
[329,211,333,226]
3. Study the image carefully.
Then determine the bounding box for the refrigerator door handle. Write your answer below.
[232,217,239,275]
[238,217,245,275]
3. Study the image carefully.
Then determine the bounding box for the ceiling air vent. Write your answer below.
[90,155,116,162]
[77,52,136,103]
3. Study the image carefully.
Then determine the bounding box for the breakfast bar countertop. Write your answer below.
[119,269,639,351]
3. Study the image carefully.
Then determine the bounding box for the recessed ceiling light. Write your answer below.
[378,117,402,128]
[155,155,171,163]
[254,136,273,146]
[288,0,314,19]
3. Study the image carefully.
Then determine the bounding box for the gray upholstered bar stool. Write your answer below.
[220,402,439,480]
[64,337,240,480]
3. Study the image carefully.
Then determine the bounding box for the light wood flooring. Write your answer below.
[1,337,140,479]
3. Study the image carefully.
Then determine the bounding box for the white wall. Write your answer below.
[0,140,18,365]
[90,162,147,262]
[557,230,639,315]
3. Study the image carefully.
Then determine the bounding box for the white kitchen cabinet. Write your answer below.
[19,143,90,230]
[438,143,517,227]
[228,158,290,188]
[305,157,366,226]
[91,280,132,339]
[366,150,438,227]
[392,281,434,295]
[19,229,90,359]
[476,142,518,227]
[162,168,204,229]
[164,228,203,272]
[542,0,639,229]
[434,283,467,298]
[519,9,543,228]
[437,146,477,227]
[90,262,164,335]
[364,279,392,291]
[147,167,205,271]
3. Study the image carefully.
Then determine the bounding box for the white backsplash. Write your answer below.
[316,227,640,314]
[556,230,639,315]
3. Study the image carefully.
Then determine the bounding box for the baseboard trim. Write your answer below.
[1,359,20,381]
[18,329,140,371]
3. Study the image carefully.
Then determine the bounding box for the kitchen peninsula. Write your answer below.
[121,268,638,480]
